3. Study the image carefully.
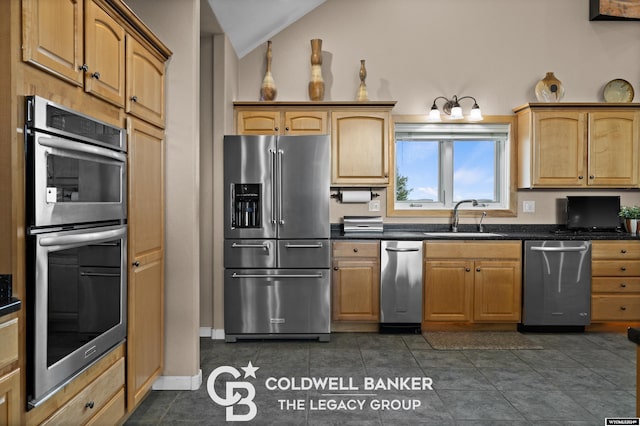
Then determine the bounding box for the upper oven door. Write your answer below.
[28,131,127,227]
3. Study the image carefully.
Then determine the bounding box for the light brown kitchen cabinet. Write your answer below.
[331,109,390,185]
[126,35,166,128]
[236,109,328,135]
[0,369,20,426]
[0,315,20,426]
[424,241,522,325]
[84,0,126,107]
[591,240,640,322]
[331,241,380,322]
[127,117,165,411]
[515,104,640,188]
[22,0,85,86]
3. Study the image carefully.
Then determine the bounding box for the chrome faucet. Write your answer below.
[478,211,487,233]
[451,199,478,232]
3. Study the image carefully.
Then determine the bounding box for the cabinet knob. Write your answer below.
[621,249,627,254]
[465,268,470,272]
[274,127,279,132]
[131,95,138,103]
[578,175,584,180]
[133,260,140,267]
[79,64,89,72]
[91,71,101,80]
[589,175,595,179]
[353,248,358,253]
[620,282,627,288]
[621,266,627,271]
[333,266,339,271]
[620,306,627,311]
[85,401,95,409]
[285,127,290,132]
[476,268,481,272]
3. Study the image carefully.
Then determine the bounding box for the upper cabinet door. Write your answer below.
[588,111,639,187]
[532,111,586,187]
[22,0,84,86]
[331,110,390,185]
[84,0,125,107]
[237,111,281,135]
[126,35,166,128]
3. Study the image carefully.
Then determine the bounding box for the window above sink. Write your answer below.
[388,116,518,218]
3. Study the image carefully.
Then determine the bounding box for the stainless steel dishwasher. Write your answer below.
[522,240,592,328]
[380,241,423,333]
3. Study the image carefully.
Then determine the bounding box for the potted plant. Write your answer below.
[619,205,640,234]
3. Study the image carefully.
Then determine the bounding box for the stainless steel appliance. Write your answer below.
[522,240,592,327]
[224,135,330,342]
[25,96,127,407]
[380,241,423,333]
[25,96,127,227]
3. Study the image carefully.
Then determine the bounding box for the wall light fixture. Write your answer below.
[428,95,483,122]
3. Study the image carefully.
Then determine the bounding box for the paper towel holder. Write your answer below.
[330,188,380,201]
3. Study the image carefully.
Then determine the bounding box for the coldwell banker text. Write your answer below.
[266,376,433,413]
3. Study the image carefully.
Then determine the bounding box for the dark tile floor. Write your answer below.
[126,332,637,425]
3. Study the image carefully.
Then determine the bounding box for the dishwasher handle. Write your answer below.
[385,247,420,252]
[530,245,589,252]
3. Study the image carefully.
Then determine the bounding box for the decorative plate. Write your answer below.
[603,79,634,102]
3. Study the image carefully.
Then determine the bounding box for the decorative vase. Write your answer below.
[260,41,277,101]
[625,218,638,234]
[308,39,324,101]
[356,59,369,101]
[535,72,565,102]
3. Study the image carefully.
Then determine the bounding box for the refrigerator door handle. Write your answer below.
[231,242,270,251]
[270,148,278,225]
[277,149,284,225]
[231,273,324,279]
[284,243,324,249]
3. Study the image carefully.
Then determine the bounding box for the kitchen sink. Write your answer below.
[423,232,505,238]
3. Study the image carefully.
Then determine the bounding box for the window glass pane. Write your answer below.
[453,140,496,202]
[395,140,439,203]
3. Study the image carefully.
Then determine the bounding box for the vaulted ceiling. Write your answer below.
[204,0,326,58]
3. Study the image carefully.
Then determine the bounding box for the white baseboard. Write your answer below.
[199,327,225,340]
[152,369,202,391]
[199,327,213,337]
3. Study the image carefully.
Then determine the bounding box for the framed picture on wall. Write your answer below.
[590,0,640,20]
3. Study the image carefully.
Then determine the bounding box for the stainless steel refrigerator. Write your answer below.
[223,135,331,342]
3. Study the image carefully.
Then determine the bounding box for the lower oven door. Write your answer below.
[224,269,330,341]
[27,224,127,407]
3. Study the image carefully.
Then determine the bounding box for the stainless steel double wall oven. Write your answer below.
[25,96,128,407]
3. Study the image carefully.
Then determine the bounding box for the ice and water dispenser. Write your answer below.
[232,184,261,228]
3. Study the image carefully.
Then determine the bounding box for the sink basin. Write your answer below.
[423,232,505,238]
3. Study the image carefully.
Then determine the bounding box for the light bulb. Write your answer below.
[450,106,463,120]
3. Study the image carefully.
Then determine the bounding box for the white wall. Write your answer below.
[125,0,202,384]
[239,0,640,110]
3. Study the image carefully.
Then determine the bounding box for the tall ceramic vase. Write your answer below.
[356,59,369,101]
[308,39,324,101]
[260,41,277,101]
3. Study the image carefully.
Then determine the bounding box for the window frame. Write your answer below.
[387,115,517,218]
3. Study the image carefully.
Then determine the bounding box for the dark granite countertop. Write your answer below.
[0,297,21,318]
[332,224,640,241]
[628,328,640,345]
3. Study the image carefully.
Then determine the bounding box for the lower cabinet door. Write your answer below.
[0,369,20,426]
